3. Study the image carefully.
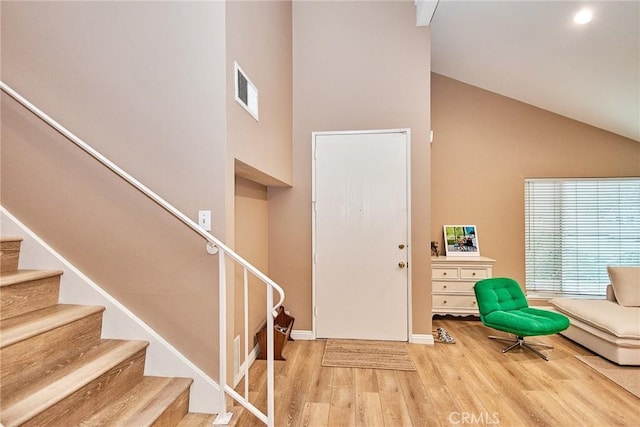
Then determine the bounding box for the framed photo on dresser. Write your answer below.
[443,225,480,256]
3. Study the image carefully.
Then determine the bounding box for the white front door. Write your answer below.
[313,130,410,341]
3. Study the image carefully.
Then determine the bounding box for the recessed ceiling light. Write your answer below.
[574,8,593,25]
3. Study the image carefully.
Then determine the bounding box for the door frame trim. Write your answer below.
[311,128,412,341]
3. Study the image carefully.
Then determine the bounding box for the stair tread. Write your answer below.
[0,269,63,286]
[79,376,193,425]
[1,339,149,426]
[177,413,217,426]
[0,236,23,243]
[0,304,105,348]
[0,239,199,426]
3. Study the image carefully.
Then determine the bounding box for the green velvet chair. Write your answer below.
[473,277,570,361]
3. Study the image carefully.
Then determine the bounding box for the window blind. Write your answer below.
[525,178,640,296]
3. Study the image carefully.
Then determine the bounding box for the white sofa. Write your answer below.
[549,266,640,366]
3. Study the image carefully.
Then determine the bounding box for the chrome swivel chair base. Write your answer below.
[488,335,554,361]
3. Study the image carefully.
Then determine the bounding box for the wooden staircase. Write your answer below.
[0,236,218,426]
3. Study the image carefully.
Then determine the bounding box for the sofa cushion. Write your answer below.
[608,266,640,307]
[549,298,640,339]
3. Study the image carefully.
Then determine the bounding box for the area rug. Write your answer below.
[321,339,416,371]
[575,355,640,398]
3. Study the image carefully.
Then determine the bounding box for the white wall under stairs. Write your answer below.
[1,207,221,414]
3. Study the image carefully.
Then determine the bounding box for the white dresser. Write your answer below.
[431,256,496,316]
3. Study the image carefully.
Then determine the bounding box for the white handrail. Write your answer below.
[0,81,284,310]
[1,80,283,426]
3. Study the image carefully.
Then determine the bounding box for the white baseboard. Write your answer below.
[290,330,314,340]
[411,334,435,345]
[1,207,221,414]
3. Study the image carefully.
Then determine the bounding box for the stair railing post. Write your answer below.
[218,249,228,416]
[243,268,250,401]
[266,287,275,427]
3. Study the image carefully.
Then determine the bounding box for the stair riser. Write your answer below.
[19,349,147,427]
[0,240,21,274]
[152,387,191,426]
[0,312,104,399]
[1,275,61,320]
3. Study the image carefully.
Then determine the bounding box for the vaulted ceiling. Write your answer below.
[421,0,639,141]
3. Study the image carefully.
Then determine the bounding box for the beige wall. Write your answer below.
[1,2,227,377]
[225,1,292,371]
[1,2,227,226]
[234,177,269,363]
[269,1,432,334]
[226,0,293,188]
[1,0,294,384]
[431,73,640,287]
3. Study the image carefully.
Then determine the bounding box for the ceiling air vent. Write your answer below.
[234,62,259,121]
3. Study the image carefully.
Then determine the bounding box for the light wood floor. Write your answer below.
[232,319,639,426]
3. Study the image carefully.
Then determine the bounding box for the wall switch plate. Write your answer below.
[198,210,211,231]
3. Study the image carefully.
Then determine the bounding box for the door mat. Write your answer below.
[321,339,416,371]
[575,354,640,398]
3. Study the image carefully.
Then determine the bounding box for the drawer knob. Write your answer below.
[443,272,447,276]
[472,272,476,276]
[443,285,447,289]
[443,300,447,304]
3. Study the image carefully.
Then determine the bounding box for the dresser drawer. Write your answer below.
[432,281,476,293]
[460,268,489,280]
[432,295,478,309]
[432,268,459,280]
[431,256,494,317]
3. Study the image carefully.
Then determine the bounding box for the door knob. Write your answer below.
[398,261,406,269]
[398,244,405,249]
